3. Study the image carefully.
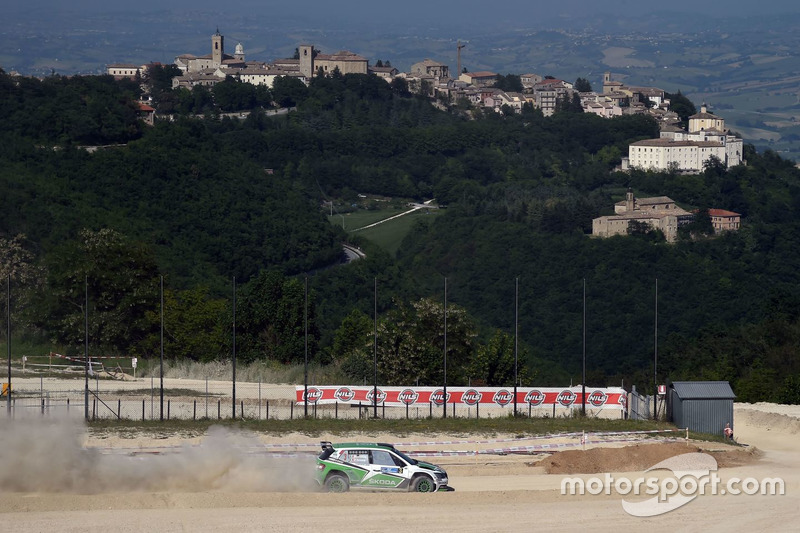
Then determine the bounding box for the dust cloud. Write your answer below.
[0,417,318,493]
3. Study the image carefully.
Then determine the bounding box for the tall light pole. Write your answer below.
[232,276,236,420]
[373,277,378,419]
[6,274,11,415]
[654,278,658,420]
[443,277,447,419]
[304,275,309,418]
[514,276,519,416]
[582,278,586,417]
[160,275,164,421]
[84,276,89,421]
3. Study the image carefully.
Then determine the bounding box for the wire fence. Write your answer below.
[2,375,633,421]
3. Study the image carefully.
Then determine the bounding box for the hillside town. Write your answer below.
[108,31,742,165]
[106,29,744,241]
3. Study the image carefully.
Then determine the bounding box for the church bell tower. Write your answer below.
[212,28,224,68]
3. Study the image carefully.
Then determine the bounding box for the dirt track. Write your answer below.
[1,404,798,532]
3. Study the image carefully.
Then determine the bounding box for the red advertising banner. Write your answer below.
[295,386,626,409]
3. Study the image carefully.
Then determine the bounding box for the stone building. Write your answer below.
[174,29,246,73]
[708,209,741,232]
[297,45,368,78]
[410,59,450,79]
[592,189,693,242]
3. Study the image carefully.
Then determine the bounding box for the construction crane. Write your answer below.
[457,41,467,78]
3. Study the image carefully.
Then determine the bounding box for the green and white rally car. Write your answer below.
[315,441,452,493]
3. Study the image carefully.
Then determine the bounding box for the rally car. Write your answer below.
[315,441,452,493]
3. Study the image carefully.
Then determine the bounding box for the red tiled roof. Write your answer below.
[137,103,155,112]
[708,209,740,217]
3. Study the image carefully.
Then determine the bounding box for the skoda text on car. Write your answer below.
[315,442,452,493]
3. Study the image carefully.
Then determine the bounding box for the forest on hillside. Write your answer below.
[1,69,799,404]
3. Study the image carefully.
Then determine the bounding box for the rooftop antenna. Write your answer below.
[457,41,467,78]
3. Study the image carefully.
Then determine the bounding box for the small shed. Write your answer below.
[668,381,735,436]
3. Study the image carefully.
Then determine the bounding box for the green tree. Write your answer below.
[376,298,476,386]
[329,308,374,380]
[467,330,527,386]
[574,77,592,92]
[494,74,523,93]
[667,91,696,127]
[390,77,410,96]
[142,287,227,362]
[678,208,714,239]
[271,76,309,108]
[35,229,160,355]
[778,375,800,405]
[0,234,43,340]
[237,271,318,364]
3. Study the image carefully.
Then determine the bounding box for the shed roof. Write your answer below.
[671,381,735,400]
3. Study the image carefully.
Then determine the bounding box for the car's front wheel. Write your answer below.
[324,473,350,493]
[412,475,436,493]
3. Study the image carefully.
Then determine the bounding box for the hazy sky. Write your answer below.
[17,0,799,29]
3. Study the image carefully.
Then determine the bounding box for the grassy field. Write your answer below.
[354,210,441,256]
[329,206,442,256]
[328,209,406,231]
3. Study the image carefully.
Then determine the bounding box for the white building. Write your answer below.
[627,139,727,172]
[106,63,144,79]
[627,105,743,171]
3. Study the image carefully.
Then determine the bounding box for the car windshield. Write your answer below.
[318,447,334,460]
[392,448,418,465]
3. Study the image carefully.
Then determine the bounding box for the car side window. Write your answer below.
[390,453,407,467]
[370,450,395,466]
[351,450,370,466]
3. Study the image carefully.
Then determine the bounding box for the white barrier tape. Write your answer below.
[257,436,579,449]
[48,352,123,361]
[257,429,682,450]
[587,429,684,437]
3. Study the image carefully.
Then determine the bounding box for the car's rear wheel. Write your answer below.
[324,473,350,493]
[412,475,436,493]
